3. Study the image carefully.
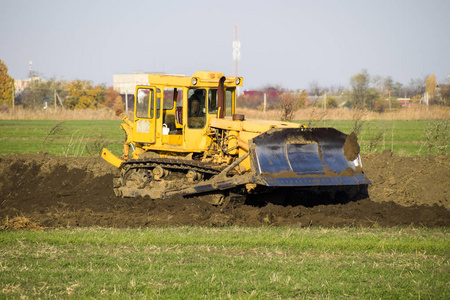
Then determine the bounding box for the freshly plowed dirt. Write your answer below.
[0,152,449,228]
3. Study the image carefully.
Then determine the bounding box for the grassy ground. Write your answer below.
[0,120,124,157]
[0,119,448,157]
[297,119,449,156]
[0,227,448,299]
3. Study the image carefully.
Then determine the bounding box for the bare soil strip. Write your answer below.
[1,153,448,228]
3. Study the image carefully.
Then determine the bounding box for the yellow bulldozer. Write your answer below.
[102,71,370,204]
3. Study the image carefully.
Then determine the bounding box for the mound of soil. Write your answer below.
[0,153,449,228]
[362,151,450,209]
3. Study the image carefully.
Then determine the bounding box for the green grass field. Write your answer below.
[0,119,448,157]
[0,120,124,157]
[298,119,449,156]
[1,227,448,299]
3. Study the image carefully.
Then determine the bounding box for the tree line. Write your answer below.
[1,59,449,115]
[13,79,123,110]
[0,59,14,105]
[238,70,450,116]
[0,59,123,110]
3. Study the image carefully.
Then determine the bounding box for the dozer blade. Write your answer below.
[249,128,370,187]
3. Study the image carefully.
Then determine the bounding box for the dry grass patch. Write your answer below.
[237,105,450,121]
[1,106,449,121]
[1,216,43,231]
[0,107,133,120]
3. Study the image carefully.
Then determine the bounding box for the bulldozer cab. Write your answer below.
[132,72,243,154]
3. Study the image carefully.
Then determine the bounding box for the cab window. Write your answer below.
[156,89,161,118]
[208,89,218,114]
[136,88,153,118]
[225,89,233,116]
[163,87,184,132]
[187,88,206,129]
[163,88,182,110]
[208,88,233,116]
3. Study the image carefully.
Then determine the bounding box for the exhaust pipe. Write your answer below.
[217,76,226,118]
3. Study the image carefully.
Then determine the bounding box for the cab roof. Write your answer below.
[147,71,243,88]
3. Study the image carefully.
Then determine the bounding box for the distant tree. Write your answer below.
[18,79,67,109]
[405,77,426,98]
[0,59,14,106]
[326,84,346,94]
[383,76,394,88]
[364,88,381,110]
[308,80,324,96]
[104,87,122,108]
[411,94,422,104]
[261,84,285,93]
[349,70,370,109]
[438,84,450,106]
[19,81,44,108]
[371,75,384,91]
[372,76,402,99]
[326,96,338,108]
[425,74,436,95]
[87,84,105,107]
[64,80,105,109]
[392,82,403,98]
[279,90,307,121]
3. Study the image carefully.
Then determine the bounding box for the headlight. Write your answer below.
[235,78,240,85]
[192,78,198,85]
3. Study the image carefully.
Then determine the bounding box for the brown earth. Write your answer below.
[0,152,449,229]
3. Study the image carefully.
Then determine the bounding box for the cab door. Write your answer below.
[133,86,156,144]
[184,88,208,151]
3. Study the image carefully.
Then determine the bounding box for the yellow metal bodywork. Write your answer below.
[101,148,124,168]
[102,71,306,173]
[209,117,304,134]
[146,71,241,87]
[207,117,306,171]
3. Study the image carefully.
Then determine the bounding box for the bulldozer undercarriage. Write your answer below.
[113,156,368,206]
[113,157,250,205]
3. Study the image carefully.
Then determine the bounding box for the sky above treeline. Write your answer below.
[1,0,449,90]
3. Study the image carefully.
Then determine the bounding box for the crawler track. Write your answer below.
[115,157,228,198]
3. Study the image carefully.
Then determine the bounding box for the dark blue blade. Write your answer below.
[253,144,291,174]
[250,128,370,187]
[261,174,369,187]
[286,143,325,175]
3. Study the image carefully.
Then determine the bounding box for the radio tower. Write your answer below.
[233,24,241,77]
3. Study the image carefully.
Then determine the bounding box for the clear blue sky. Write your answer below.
[1,0,449,90]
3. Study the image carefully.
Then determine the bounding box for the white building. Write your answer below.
[113,72,166,94]
[113,72,168,111]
